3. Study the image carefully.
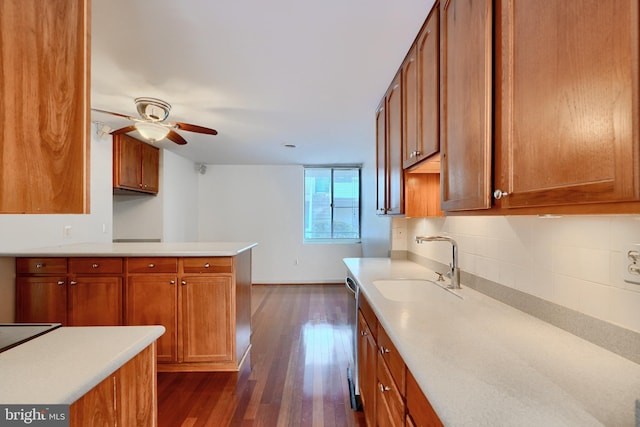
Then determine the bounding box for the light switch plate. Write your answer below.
[624,243,640,285]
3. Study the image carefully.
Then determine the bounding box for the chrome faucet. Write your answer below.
[415,236,461,289]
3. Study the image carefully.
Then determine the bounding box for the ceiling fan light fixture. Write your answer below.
[135,121,170,142]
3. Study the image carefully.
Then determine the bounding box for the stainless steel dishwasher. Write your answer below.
[345,276,362,410]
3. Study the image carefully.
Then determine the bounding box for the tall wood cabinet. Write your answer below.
[0,0,90,214]
[439,0,493,212]
[113,134,160,195]
[494,0,640,210]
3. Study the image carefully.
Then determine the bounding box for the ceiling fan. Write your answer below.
[92,97,218,145]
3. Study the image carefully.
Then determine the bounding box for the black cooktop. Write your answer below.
[0,323,61,353]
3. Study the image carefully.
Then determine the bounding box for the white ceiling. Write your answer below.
[91,0,435,165]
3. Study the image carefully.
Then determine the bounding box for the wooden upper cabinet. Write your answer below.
[376,101,387,215]
[402,46,420,168]
[113,134,160,194]
[494,0,640,209]
[0,0,90,214]
[376,73,404,216]
[404,7,440,169]
[440,0,493,211]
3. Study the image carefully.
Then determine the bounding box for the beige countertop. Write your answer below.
[0,326,165,404]
[4,241,257,257]
[344,257,640,427]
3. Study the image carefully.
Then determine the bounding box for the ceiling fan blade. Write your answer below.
[167,130,188,145]
[91,108,136,120]
[173,122,218,135]
[110,125,137,135]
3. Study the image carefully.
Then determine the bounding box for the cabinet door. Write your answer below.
[141,141,160,193]
[440,0,493,211]
[377,354,404,427]
[495,0,639,208]
[68,276,123,326]
[402,46,420,168]
[358,311,376,427]
[417,9,440,164]
[406,369,443,427]
[15,276,67,324]
[0,0,89,214]
[113,134,143,191]
[126,275,178,363]
[181,276,233,363]
[386,73,404,215]
[376,101,387,214]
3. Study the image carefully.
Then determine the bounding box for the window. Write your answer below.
[304,166,361,242]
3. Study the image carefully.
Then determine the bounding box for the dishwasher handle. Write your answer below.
[345,277,357,295]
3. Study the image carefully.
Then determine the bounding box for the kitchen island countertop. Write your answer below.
[344,257,640,427]
[3,241,257,257]
[0,325,165,404]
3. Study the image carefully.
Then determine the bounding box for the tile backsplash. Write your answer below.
[395,215,640,334]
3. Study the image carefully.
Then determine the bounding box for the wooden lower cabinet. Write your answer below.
[358,294,443,426]
[125,253,252,372]
[16,257,123,326]
[70,343,157,427]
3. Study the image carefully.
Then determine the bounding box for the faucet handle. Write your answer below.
[435,272,445,282]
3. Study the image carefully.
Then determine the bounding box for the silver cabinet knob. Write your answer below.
[379,383,391,393]
[70,280,78,286]
[204,263,210,268]
[57,281,65,286]
[379,345,390,355]
[493,189,509,199]
[91,263,99,269]
[148,263,155,268]
[36,263,45,269]
[169,280,175,285]
[181,280,187,286]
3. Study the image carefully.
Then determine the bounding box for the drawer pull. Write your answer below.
[204,263,210,268]
[379,383,391,393]
[379,345,390,355]
[36,263,45,269]
[148,263,155,268]
[92,263,99,269]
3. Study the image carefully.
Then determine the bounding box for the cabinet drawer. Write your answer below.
[16,258,67,275]
[378,325,405,392]
[182,257,233,274]
[377,354,405,426]
[127,257,178,274]
[69,258,123,274]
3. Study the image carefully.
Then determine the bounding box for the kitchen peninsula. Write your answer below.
[11,242,256,372]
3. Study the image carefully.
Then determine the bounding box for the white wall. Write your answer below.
[0,125,114,321]
[399,215,640,334]
[197,164,364,283]
[162,150,199,242]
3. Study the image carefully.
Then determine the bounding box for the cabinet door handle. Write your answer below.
[91,263,99,269]
[493,189,509,199]
[57,281,65,286]
[379,383,391,393]
[169,280,175,285]
[70,281,78,286]
[181,280,187,286]
[379,345,390,355]
[360,330,368,336]
[148,263,155,268]
[139,183,143,188]
[204,263,210,268]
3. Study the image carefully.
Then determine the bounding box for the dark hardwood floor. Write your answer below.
[158,284,367,427]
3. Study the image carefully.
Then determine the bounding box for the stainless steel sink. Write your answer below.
[372,278,463,301]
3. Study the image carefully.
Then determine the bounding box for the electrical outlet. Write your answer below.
[624,243,640,285]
